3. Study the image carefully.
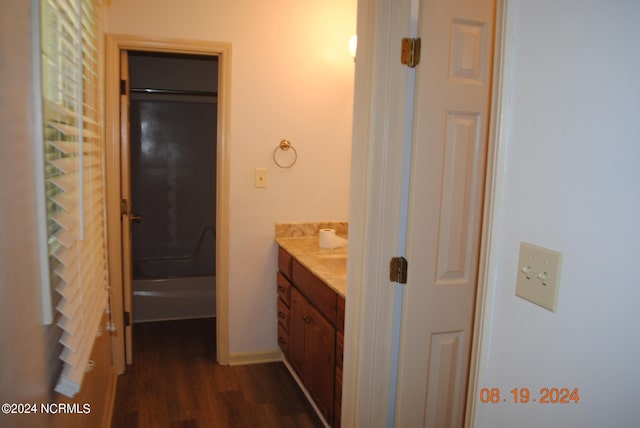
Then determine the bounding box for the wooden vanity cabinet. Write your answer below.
[276,272,292,355]
[278,246,293,279]
[277,246,345,427]
[334,295,345,428]
[290,287,335,423]
[291,259,337,325]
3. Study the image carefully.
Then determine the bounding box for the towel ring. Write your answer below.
[273,139,298,169]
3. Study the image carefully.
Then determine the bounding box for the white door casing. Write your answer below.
[104,35,232,373]
[394,0,496,426]
[119,50,134,364]
[342,0,419,424]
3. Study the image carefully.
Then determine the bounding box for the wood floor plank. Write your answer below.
[111,318,323,428]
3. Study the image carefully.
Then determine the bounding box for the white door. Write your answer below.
[120,50,134,364]
[394,0,495,426]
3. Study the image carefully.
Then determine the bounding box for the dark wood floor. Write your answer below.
[111,318,324,428]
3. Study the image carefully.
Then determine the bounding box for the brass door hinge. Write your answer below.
[390,256,408,284]
[401,38,421,68]
[124,311,131,327]
[120,79,127,95]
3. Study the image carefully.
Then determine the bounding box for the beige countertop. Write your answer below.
[276,236,347,298]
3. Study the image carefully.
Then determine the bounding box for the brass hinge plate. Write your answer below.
[401,38,421,68]
[390,256,408,284]
[120,199,128,216]
[120,79,127,95]
[123,311,131,327]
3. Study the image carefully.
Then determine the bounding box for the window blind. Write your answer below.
[40,0,108,398]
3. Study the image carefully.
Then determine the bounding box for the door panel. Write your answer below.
[394,0,495,426]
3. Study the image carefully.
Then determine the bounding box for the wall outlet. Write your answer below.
[515,242,562,312]
[255,167,268,188]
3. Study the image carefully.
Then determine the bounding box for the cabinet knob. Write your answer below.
[278,311,286,319]
[303,316,311,324]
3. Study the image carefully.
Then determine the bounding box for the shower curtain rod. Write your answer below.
[130,88,218,97]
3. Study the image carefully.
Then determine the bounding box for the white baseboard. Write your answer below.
[282,359,331,428]
[228,349,283,366]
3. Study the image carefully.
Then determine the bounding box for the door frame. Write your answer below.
[104,34,232,373]
[342,0,508,426]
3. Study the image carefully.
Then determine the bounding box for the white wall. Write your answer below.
[476,1,640,426]
[106,0,356,354]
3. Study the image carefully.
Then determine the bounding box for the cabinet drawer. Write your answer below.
[277,298,290,332]
[277,272,291,306]
[278,247,293,279]
[292,258,338,327]
[277,323,289,355]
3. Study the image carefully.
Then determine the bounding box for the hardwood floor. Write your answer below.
[111,318,324,428]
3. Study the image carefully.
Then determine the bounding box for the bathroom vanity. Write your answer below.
[275,223,347,428]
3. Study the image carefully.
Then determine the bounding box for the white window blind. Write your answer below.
[40,0,108,398]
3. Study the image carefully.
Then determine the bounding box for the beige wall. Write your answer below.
[106,0,356,354]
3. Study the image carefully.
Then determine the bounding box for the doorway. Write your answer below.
[127,51,218,323]
[105,35,232,373]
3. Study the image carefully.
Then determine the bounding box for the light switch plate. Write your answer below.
[515,242,562,312]
[255,167,268,188]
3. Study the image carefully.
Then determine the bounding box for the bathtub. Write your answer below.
[132,275,216,323]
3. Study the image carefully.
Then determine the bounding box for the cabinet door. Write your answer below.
[307,302,336,424]
[289,287,307,380]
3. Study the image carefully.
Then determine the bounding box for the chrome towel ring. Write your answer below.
[273,139,298,169]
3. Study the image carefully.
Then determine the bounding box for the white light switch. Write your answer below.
[255,168,268,188]
[515,242,562,312]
